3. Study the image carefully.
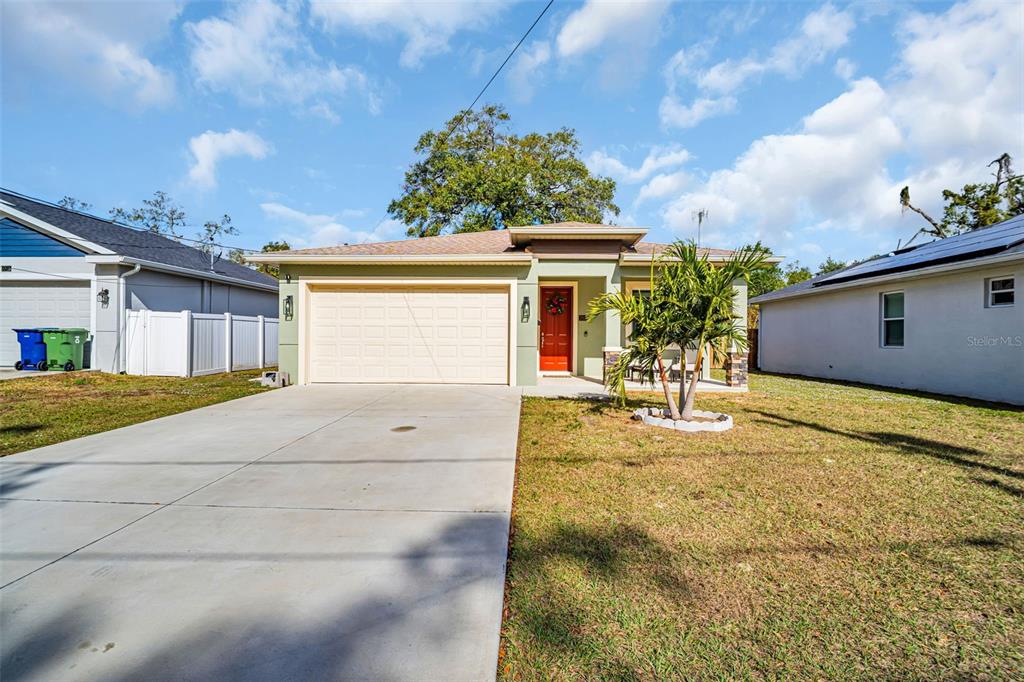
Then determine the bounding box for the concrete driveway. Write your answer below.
[0,384,520,681]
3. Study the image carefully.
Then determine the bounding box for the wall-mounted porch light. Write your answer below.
[283,294,294,321]
[96,288,110,307]
[520,295,531,323]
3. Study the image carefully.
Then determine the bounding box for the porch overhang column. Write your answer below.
[725,277,749,387]
[602,273,622,381]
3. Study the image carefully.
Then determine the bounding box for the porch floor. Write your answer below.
[522,375,747,399]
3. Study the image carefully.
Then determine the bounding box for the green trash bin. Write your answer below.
[40,328,89,372]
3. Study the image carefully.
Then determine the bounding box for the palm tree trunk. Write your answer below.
[678,351,686,410]
[681,345,704,420]
[657,356,681,420]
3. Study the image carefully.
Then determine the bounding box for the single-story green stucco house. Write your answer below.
[248,222,755,388]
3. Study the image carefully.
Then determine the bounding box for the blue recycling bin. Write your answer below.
[12,328,52,370]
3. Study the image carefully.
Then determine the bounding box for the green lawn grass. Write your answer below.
[0,370,272,456]
[501,373,1024,680]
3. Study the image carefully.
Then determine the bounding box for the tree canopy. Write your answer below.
[110,190,236,255]
[900,153,1024,243]
[388,105,619,237]
[232,240,291,278]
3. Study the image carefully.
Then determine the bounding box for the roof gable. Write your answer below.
[1,190,276,289]
[0,217,85,257]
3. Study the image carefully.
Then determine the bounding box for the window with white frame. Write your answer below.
[987,276,1015,307]
[881,291,904,347]
[627,286,651,341]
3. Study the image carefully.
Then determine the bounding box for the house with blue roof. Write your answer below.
[751,215,1024,405]
[0,190,278,371]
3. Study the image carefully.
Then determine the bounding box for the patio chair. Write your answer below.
[627,360,646,383]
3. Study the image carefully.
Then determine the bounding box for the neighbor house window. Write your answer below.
[881,291,904,347]
[987,277,1015,307]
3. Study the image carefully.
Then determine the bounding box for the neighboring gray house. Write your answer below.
[0,190,278,371]
[751,215,1023,406]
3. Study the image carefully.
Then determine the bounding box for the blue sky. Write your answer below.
[2,0,1021,268]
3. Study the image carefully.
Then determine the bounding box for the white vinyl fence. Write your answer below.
[125,310,278,377]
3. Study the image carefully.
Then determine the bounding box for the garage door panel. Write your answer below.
[1,282,91,367]
[308,286,509,384]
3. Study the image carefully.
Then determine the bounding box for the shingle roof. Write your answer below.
[1,190,277,289]
[283,229,518,256]
[272,224,734,258]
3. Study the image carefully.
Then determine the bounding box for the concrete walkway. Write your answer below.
[0,384,520,681]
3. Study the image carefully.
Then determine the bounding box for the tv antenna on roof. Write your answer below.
[692,209,709,248]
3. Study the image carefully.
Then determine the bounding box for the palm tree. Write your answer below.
[588,283,683,419]
[661,242,767,420]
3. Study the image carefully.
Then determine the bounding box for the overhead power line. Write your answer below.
[452,0,556,134]
[366,0,556,236]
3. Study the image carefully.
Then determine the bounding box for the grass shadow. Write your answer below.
[0,424,45,437]
[753,410,1023,481]
[752,371,1024,412]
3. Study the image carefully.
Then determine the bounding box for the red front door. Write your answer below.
[539,286,573,372]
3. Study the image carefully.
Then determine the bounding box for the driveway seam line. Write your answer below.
[0,388,399,591]
[0,497,509,514]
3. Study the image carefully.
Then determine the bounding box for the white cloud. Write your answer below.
[187,1,378,119]
[659,95,736,129]
[659,0,1024,247]
[507,41,552,103]
[637,170,690,204]
[660,3,855,128]
[556,0,671,58]
[310,1,506,69]
[662,78,902,239]
[834,57,857,80]
[187,130,272,190]
[1,1,178,108]
[261,203,404,246]
[586,144,691,183]
[556,0,673,89]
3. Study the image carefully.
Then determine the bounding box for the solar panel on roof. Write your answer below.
[814,215,1024,286]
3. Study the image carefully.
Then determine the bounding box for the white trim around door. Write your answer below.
[537,280,578,376]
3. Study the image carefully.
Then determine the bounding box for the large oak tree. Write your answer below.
[388,105,619,237]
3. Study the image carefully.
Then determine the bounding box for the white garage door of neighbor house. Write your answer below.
[1,282,92,367]
[308,286,510,384]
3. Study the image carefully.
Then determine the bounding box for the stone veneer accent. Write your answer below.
[725,351,748,387]
[602,348,621,382]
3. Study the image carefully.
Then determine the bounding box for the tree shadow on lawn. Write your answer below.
[752,371,1024,412]
[0,424,45,437]
[506,520,694,666]
[752,410,1023,482]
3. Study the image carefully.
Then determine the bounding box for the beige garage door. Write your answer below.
[308,286,510,384]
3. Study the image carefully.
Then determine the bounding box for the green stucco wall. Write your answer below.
[274,259,747,386]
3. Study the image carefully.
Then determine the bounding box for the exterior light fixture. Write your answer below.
[283,294,294,321]
[520,295,531,323]
[97,288,110,307]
